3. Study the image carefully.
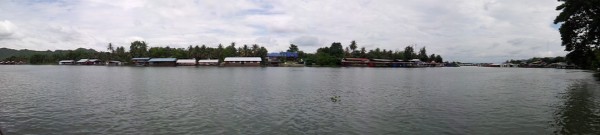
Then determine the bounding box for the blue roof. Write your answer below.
[267,52,298,58]
[132,58,151,60]
[149,58,177,62]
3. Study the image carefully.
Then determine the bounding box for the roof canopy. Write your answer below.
[132,58,151,60]
[198,59,219,63]
[77,59,89,62]
[224,57,262,62]
[267,52,298,58]
[59,60,75,62]
[177,59,196,63]
[149,58,177,62]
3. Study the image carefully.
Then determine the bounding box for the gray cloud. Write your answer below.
[0,0,567,62]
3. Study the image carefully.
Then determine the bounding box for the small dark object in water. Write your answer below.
[330,96,340,102]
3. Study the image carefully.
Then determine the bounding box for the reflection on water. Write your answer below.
[553,80,600,134]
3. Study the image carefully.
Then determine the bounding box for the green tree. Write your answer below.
[349,40,357,52]
[554,0,600,69]
[329,42,344,57]
[130,41,148,57]
[403,46,415,61]
[287,44,299,52]
[435,55,443,63]
[107,43,114,53]
[418,47,428,62]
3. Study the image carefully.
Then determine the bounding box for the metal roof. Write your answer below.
[149,58,177,62]
[371,59,393,62]
[59,60,75,62]
[132,58,151,60]
[267,52,298,58]
[77,59,89,62]
[198,59,219,63]
[176,59,196,63]
[224,57,262,62]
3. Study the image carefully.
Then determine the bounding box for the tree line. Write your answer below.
[2,41,269,64]
[300,40,443,66]
[555,0,600,70]
[3,40,443,66]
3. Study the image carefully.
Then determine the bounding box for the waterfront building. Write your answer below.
[341,58,370,67]
[58,60,75,65]
[198,59,219,66]
[132,58,151,66]
[77,59,103,65]
[107,61,123,66]
[176,59,197,66]
[148,58,177,66]
[223,57,262,66]
[267,52,299,66]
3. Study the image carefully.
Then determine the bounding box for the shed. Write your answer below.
[177,59,197,66]
[198,59,219,66]
[223,57,262,66]
[59,60,75,65]
[149,58,177,66]
[77,59,103,65]
[107,61,123,66]
[132,58,151,66]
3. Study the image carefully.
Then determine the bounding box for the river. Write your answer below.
[1,65,599,134]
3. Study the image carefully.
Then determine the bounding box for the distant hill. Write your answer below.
[0,48,53,59]
[0,47,100,60]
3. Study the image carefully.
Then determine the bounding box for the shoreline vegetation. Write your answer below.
[0,40,448,67]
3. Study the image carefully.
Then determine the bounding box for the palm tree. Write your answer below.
[107,43,114,53]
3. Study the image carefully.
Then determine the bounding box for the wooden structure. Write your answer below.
[176,59,197,66]
[198,59,219,66]
[341,58,435,68]
[223,57,262,67]
[58,60,75,65]
[107,61,123,66]
[77,59,103,65]
[267,52,299,66]
[149,58,177,66]
[132,58,151,66]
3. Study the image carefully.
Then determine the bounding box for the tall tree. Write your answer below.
[349,40,357,52]
[130,41,148,57]
[403,45,415,61]
[107,43,114,53]
[287,44,299,52]
[360,47,367,58]
[435,55,443,63]
[418,47,429,62]
[329,42,344,57]
[554,0,600,69]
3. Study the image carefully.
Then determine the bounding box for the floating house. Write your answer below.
[176,59,197,66]
[107,61,123,66]
[132,58,151,66]
[341,58,370,67]
[148,58,177,66]
[58,60,75,65]
[223,57,262,66]
[198,59,219,66]
[267,52,299,66]
[77,59,103,65]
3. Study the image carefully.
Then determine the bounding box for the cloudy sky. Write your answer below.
[0,0,565,62]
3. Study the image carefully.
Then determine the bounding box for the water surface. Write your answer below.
[1,65,599,134]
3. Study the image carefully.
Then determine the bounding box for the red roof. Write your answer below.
[343,58,370,61]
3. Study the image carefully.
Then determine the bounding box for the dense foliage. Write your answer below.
[2,40,443,66]
[304,41,443,66]
[554,0,600,69]
[505,56,567,64]
[1,41,269,64]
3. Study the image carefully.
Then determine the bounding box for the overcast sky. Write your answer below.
[0,0,565,62]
